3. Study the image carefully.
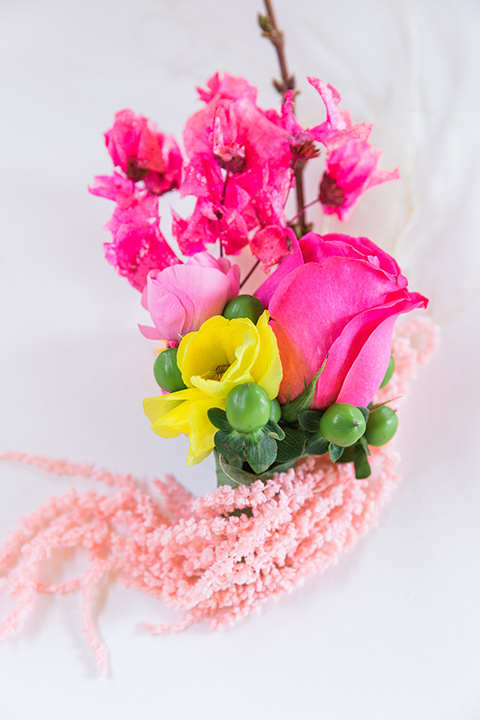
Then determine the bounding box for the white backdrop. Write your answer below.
[1,0,479,718]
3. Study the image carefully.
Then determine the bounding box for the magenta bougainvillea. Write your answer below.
[89,72,399,290]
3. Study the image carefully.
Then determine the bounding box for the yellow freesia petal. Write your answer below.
[250,310,283,398]
[222,326,259,383]
[218,317,254,365]
[185,396,225,465]
[143,388,197,422]
[178,316,230,383]
[143,388,203,438]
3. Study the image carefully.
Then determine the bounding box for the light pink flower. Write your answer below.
[139,252,241,342]
[257,232,428,408]
[105,109,183,196]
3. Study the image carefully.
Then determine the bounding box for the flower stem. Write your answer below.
[294,160,307,233]
[262,0,293,94]
[260,0,308,236]
[240,259,260,289]
[288,198,319,225]
[219,170,231,258]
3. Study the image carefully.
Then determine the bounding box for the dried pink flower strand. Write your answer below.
[0,318,438,674]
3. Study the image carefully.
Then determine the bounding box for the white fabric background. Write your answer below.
[0,0,479,717]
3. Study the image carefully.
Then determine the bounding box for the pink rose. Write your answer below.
[256,232,428,408]
[139,252,241,342]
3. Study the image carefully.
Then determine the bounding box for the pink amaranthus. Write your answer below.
[0,318,438,674]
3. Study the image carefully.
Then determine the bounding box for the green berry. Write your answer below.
[223,294,264,324]
[153,348,187,393]
[365,405,398,446]
[319,403,367,447]
[380,354,395,389]
[226,383,272,433]
[270,398,282,423]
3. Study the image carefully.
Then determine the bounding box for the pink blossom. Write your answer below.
[195,72,258,104]
[89,172,139,209]
[271,88,320,162]
[303,79,399,219]
[178,73,293,256]
[319,139,400,220]
[173,183,251,257]
[105,109,183,196]
[275,78,398,221]
[174,152,252,256]
[258,232,428,408]
[104,196,180,292]
[212,107,246,173]
[250,226,293,271]
[306,77,372,150]
[139,252,241,342]
[255,228,302,307]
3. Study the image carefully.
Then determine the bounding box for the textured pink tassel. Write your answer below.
[0,317,438,673]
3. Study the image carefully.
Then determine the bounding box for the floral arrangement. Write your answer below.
[90,9,427,485]
[0,2,437,673]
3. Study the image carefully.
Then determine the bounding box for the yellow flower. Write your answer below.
[143,310,282,465]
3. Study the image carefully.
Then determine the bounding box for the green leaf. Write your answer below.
[275,426,306,465]
[257,13,270,32]
[304,431,329,456]
[245,433,278,474]
[263,419,285,441]
[369,397,402,413]
[281,356,328,423]
[329,443,344,462]
[298,410,323,432]
[335,445,355,463]
[358,435,371,456]
[214,430,248,460]
[207,407,231,431]
[353,445,372,479]
[356,406,370,424]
